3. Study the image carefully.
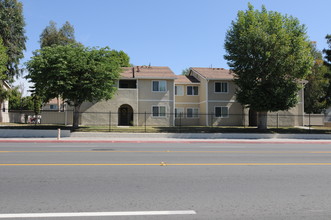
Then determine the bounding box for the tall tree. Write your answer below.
[0,0,26,79]
[323,35,331,106]
[304,44,329,113]
[0,38,9,114]
[0,38,8,78]
[224,4,313,129]
[39,21,77,48]
[324,35,331,66]
[26,44,130,128]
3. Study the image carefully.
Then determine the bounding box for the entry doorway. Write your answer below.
[249,109,257,126]
[118,104,133,126]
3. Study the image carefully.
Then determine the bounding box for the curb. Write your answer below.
[1,139,331,144]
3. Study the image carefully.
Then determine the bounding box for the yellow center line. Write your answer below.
[1,150,331,154]
[1,163,331,166]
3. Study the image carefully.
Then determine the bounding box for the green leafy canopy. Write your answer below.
[26,44,129,106]
[224,3,314,112]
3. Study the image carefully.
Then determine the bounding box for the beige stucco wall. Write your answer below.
[78,88,138,126]
[174,103,200,126]
[138,100,174,126]
[208,102,244,126]
[137,79,175,126]
[138,79,174,101]
[208,80,237,101]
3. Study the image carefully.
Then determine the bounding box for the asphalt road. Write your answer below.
[1,142,331,219]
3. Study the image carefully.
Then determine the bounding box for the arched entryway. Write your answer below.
[118,104,133,126]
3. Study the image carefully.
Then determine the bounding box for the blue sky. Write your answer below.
[17,0,331,94]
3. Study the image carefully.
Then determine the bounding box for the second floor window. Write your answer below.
[175,85,184,96]
[215,82,228,93]
[152,80,167,92]
[187,86,198,95]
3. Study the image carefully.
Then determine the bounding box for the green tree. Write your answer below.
[8,86,34,110]
[323,35,331,106]
[0,37,10,113]
[0,0,26,78]
[40,21,77,48]
[0,38,8,78]
[324,35,331,66]
[181,68,189,75]
[26,44,130,128]
[304,44,329,113]
[224,4,313,129]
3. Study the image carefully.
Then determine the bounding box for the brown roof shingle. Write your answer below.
[121,66,176,79]
[191,67,234,80]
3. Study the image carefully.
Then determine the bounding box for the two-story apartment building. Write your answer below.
[78,66,176,126]
[174,67,305,127]
[44,66,304,127]
[175,67,244,126]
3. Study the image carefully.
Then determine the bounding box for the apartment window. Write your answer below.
[215,82,228,93]
[152,106,166,117]
[152,81,167,92]
[50,104,58,110]
[215,107,229,118]
[187,108,199,118]
[187,86,198,95]
[175,85,184,96]
[175,108,184,118]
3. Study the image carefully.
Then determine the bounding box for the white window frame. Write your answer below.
[187,86,199,96]
[175,108,184,118]
[215,82,228,93]
[214,106,229,118]
[186,108,199,118]
[152,80,167,92]
[175,85,184,96]
[152,106,166,118]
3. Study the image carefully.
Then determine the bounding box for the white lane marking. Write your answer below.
[0,210,196,218]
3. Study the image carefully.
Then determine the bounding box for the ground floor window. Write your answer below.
[187,108,199,118]
[215,106,229,118]
[175,108,184,118]
[152,106,166,117]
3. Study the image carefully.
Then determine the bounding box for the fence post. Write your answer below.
[179,113,182,133]
[64,110,68,126]
[109,111,111,132]
[309,113,311,133]
[277,113,279,129]
[144,112,147,133]
[211,112,213,127]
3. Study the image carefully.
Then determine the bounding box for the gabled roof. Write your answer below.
[175,75,200,84]
[121,66,177,79]
[190,67,234,80]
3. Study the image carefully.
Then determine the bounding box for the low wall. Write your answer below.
[0,129,71,138]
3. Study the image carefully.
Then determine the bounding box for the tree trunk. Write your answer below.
[73,103,81,129]
[257,111,268,130]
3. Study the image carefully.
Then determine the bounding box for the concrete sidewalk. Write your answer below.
[0,132,331,144]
